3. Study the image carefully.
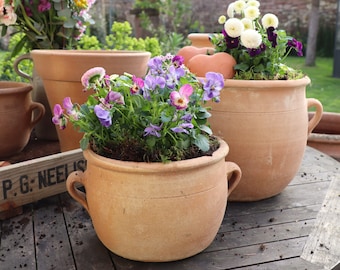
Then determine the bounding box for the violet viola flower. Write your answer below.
[267,27,277,48]
[171,123,194,134]
[170,84,194,110]
[143,74,166,99]
[181,113,193,123]
[144,124,162,137]
[94,105,112,128]
[165,65,185,89]
[105,91,125,105]
[201,72,224,101]
[52,104,67,129]
[287,38,303,56]
[38,0,51,12]
[147,57,164,75]
[62,97,79,120]
[130,75,144,94]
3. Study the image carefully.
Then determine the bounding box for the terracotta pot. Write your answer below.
[66,139,241,262]
[307,112,340,161]
[14,53,58,141]
[188,33,213,48]
[208,77,323,201]
[0,81,45,158]
[30,50,151,152]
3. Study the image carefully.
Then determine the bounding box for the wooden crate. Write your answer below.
[0,149,85,216]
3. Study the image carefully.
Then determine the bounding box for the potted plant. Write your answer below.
[181,0,323,201]
[0,0,97,140]
[53,54,242,262]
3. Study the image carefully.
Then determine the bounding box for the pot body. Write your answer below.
[14,53,58,141]
[30,50,151,152]
[66,139,241,262]
[208,77,323,201]
[0,81,45,158]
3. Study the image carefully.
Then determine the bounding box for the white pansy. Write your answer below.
[233,0,247,14]
[241,18,253,30]
[240,29,262,49]
[218,15,227,24]
[261,13,279,29]
[227,3,235,18]
[244,6,260,20]
[247,0,260,8]
[224,18,245,38]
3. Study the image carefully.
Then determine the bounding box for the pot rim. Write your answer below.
[223,76,311,88]
[83,137,229,173]
[30,49,151,58]
[0,81,32,94]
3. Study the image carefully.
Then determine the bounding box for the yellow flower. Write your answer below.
[218,15,227,24]
[74,0,88,9]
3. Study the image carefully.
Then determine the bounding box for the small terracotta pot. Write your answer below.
[307,112,340,161]
[66,139,241,262]
[207,77,323,201]
[0,81,45,158]
[30,50,151,152]
[188,33,213,48]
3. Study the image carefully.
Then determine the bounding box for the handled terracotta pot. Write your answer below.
[66,138,241,262]
[0,81,45,158]
[207,76,323,201]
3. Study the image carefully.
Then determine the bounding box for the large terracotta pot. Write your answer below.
[0,81,45,158]
[30,50,151,152]
[208,77,323,201]
[307,112,340,161]
[14,53,58,141]
[66,139,242,262]
[188,33,213,48]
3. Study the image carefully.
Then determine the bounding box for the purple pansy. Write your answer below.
[144,124,162,137]
[52,104,67,129]
[201,72,224,101]
[171,123,194,134]
[94,105,112,127]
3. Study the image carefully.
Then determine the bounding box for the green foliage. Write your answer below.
[104,21,161,56]
[133,0,161,10]
[76,35,101,50]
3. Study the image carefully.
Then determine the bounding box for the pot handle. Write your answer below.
[13,53,33,81]
[225,161,242,197]
[29,102,45,128]
[66,171,89,212]
[307,98,323,135]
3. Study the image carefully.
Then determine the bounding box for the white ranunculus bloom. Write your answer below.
[218,15,227,24]
[227,3,235,18]
[224,18,245,38]
[241,18,254,30]
[240,29,262,49]
[233,0,247,14]
[247,0,260,8]
[261,13,279,29]
[244,6,260,20]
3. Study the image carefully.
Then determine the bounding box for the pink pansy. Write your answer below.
[169,84,193,110]
[81,67,106,89]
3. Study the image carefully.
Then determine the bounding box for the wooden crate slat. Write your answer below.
[0,149,85,212]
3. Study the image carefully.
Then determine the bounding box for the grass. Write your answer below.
[285,57,340,113]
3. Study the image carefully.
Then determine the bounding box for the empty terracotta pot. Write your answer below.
[0,81,45,158]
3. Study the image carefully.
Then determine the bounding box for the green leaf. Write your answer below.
[194,134,210,152]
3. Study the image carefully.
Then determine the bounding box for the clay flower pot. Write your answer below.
[30,50,151,152]
[188,33,213,48]
[307,112,340,161]
[208,77,323,201]
[0,81,45,158]
[66,138,241,262]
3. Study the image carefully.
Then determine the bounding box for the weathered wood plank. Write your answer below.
[34,195,76,270]
[301,167,340,269]
[0,205,36,269]
[233,257,320,269]
[0,149,85,212]
[60,193,115,269]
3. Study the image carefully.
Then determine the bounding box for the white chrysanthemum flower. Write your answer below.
[218,15,227,24]
[241,18,253,30]
[224,18,245,38]
[227,3,235,18]
[244,6,260,20]
[247,0,260,8]
[240,29,262,49]
[261,13,279,29]
[233,0,247,14]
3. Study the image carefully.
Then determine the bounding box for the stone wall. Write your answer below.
[102,0,338,36]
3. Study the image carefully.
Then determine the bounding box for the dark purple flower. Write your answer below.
[267,27,277,48]
[287,38,303,56]
[201,72,224,101]
[172,55,184,68]
[144,124,162,137]
[94,105,111,127]
[38,0,51,12]
[223,29,239,49]
[248,43,266,57]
